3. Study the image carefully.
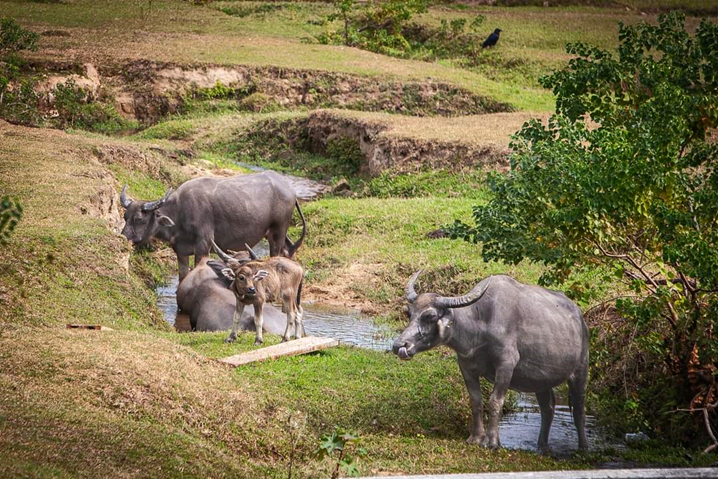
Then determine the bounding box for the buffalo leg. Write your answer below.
[282,302,295,342]
[178,255,190,282]
[225,303,246,343]
[568,363,589,450]
[458,359,486,446]
[536,389,556,450]
[295,306,305,339]
[486,357,518,449]
[253,304,265,346]
[268,228,287,257]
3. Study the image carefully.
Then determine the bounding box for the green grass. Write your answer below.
[139,119,197,140]
[298,196,544,320]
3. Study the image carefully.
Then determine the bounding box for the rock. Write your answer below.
[332,179,351,196]
[625,432,650,444]
[426,228,448,239]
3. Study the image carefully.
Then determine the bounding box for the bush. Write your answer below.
[315,1,486,61]
[449,13,718,445]
[0,18,40,124]
[239,92,277,113]
[0,17,38,57]
[0,196,22,245]
[52,79,136,134]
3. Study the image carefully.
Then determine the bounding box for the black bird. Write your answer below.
[482,28,502,49]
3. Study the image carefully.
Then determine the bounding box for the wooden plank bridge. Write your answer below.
[218,336,340,367]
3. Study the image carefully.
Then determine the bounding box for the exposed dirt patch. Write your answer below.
[79,169,124,233]
[93,143,163,178]
[305,262,387,316]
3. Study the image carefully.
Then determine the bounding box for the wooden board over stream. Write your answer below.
[218,336,340,367]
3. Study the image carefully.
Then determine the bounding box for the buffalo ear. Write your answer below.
[208,260,234,287]
[253,270,269,282]
[157,215,175,227]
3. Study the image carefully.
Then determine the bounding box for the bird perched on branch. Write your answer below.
[482,28,502,48]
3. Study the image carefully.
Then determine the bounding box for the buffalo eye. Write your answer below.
[402,305,410,317]
[238,275,246,281]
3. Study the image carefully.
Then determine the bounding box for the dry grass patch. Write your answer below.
[0,327,283,478]
[320,108,549,148]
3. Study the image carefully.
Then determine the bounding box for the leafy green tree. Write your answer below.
[450,13,718,441]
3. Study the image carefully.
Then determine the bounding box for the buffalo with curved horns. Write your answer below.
[393,272,589,451]
[120,171,306,281]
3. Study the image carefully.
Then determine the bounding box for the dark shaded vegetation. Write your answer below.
[450,13,718,447]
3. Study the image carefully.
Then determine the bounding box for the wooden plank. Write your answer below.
[66,324,114,331]
[218,336,340,367]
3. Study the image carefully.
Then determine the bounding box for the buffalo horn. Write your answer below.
[405,269,423,303]
[141,188,173,212]
[212,239,235,264]
[120,184,132,208]
[244,243,259,260]
[435,276,493,309]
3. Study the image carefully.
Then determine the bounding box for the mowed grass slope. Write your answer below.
[4,0,712,111]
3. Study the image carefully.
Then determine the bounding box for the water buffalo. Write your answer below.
[119,171,306,281]
[393,272,589,451]
[210,242,304,346]
[177,256,287,333]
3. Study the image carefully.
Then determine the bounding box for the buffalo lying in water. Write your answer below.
[120,171,305,281]
[393,272,589,451]
[177,256,287,333]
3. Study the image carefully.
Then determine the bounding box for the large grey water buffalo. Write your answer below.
[177,256,287,333]
[393,272,589,451]
[119,171,306,281]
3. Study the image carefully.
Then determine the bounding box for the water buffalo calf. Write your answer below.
[393,272,589,451]
[177,257,287,334]
[210,242,304,346]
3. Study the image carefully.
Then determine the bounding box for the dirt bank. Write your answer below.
[237,109,518,178]
[29,60,513,125]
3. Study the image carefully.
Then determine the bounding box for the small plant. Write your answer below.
[0,196,22,245]
[316,428,365,479]
[0,17,39,57]
[1,18,40,122]
[239,92,277,113]
[51,79,136,133]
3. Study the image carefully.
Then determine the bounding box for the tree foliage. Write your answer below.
[450,13,718,441]
[316,0,484,60]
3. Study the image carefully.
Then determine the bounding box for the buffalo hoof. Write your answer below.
[224,335,236,344]
[466,434,486,445]
[487,438,501,450]
[254,339,263,346]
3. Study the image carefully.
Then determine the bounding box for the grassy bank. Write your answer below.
[0,119,574,477]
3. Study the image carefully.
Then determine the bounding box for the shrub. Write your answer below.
[0,196,22,245]
[52,79,136,134]
[239,92,277,113]
[449,13,718,445]
[0,17,38,57]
